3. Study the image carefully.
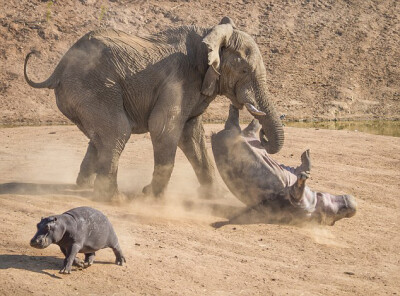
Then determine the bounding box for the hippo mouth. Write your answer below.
[313,193,357,225]
[30,234,51,249]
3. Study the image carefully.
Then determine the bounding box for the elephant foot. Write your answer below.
[93,175,118,202]
[110,191,128,204]
[197,184,225,200]
[76,173,96,189]
[142,183,165,198]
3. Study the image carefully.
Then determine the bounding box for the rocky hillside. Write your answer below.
[1,0,399,125]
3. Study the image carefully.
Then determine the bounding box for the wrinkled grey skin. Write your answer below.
[211,106,357,225]
[24,17,284,200]
[30,207,125,274]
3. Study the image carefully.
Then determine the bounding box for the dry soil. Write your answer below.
[0,124,399,295]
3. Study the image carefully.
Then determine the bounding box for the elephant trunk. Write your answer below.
[239,79,284,154]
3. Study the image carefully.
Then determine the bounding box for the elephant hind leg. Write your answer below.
[76,141,98,188]
[92,119,132,201]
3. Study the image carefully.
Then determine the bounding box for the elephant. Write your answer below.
[24,17,284,200]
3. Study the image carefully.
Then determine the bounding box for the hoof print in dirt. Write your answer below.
[30,207,125,273]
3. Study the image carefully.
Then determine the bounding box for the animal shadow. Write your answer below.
[0,254,63,279]
[0,182,92,198]
[181,199,284,228]
[208,204,297,229]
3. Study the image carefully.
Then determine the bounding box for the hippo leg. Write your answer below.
[112,244,126,266]
[288,150,312,202]
[84,253,96,267]
[225,105,241,132]
[289,171,309,202]
[60,246,84,268]
[294,149,311,176]
[60,244,81,274]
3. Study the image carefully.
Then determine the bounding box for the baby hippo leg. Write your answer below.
[60,247,84,268]
[112,243,126,266]
[84,253,96,267]
[60,244,81,274]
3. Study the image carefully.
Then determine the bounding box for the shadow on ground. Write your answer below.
[0,254,63,279]
[182,199,290,228]
[0,182,92,198]
[0,254,117,279]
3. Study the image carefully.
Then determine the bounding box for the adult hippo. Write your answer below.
[211,106,357,225]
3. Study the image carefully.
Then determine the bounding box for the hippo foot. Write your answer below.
[115,255,126,266]
[300,149,312,172]
[59,267,71,274]
[84,253,95,267]
[73,258,85,268]
[76,173,95,189]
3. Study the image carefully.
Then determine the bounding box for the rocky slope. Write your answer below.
[1,0,399,125]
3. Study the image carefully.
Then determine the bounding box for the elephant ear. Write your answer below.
[201,17,236,97]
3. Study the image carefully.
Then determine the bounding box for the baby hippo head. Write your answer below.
[30,216,63,249]
[313,193,357,225]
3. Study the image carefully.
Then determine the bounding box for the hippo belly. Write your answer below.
[212,129,287,207]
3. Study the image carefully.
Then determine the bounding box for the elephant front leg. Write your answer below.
[144,111,183,197]
[178,116,219,199]
[142,143,178,197]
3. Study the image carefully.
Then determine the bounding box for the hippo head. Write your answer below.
[30,216,64,249]
[311,193,357,225]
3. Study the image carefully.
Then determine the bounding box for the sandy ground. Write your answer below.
[0,124,399,295]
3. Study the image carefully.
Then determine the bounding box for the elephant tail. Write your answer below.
[24,51,60,89]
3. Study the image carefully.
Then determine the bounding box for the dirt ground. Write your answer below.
[0,124,398,295]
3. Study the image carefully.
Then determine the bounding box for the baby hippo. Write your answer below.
[30,206,126,274]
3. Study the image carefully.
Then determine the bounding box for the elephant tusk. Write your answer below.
[245,103,266,116]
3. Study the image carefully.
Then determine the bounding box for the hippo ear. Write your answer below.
[54,217,57,222]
